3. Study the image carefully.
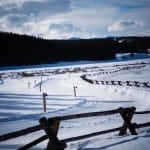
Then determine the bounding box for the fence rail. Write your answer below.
[62,122,150,143]
[0,107,150,150]
[81,75,150,88]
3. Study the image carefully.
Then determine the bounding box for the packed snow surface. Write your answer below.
[0,57,150,149]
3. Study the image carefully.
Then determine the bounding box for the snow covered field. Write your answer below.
[0,57,150,150]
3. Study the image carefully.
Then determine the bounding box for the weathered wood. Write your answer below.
[101,81,104,85]
[135,111,150,114]
[28,82,31,89]
[105,81,109,85]
[95,80,99,84]
[143,82,148,87]
[39,82,42,92]
[61,122,150,143]
[143,82,150,87]
[81,75,150,88]
[43,93,48,112]
[0,124,49,141]
[0,107,150,150]
[135,122,150,128]
[119,107,137,135]
[134,81,140,87]
[126,81,131,86]
[118,81,122,86]
[73,86,77,97]
[18,135,48,150]
[58,108,120,121]
[0,108,121,142]
[61,126,122,143]
[39,117,66,150]
[111,81,115,85]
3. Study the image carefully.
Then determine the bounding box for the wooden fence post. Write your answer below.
[134,81,140,87]
[95,80,99,84]
[28,82,31,89]
[105,81,109,85]
[118,81,122,86]
[43,93,48,112]
[101,81,104,85]
[39,76,43,92]
[143,82,149,87]
[39,117,66,150]
[73,86,77,97]
[111,81,115,85]
[40,82,42,92]
[126,81,130,86]
[119,107,137,136]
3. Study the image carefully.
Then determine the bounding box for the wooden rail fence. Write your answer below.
[0,107,150,150]
[86,64,145,76]
[81,75,150,88]
[81,62,150,88]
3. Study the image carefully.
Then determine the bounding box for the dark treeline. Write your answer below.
[0,32,149,67]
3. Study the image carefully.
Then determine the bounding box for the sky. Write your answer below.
[0,0,150,39]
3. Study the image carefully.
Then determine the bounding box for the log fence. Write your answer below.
[0,107,150,150]
[80,63,150,88]
[80,62,150,88]
[87,64,146,77]
[81,75,150,88]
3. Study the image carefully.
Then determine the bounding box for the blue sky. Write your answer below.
[0,0,149,39]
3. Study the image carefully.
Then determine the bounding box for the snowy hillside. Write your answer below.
[0,57,150,150]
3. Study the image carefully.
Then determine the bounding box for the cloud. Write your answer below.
[46,23,95,39]
[0,0,44,8]
[6,14,30,26]
[114,0,150,7]
[44,23,82,39]
[0,0,149,38]
[0,0,72,37]
[0,0,71,19]
[49,23,81,33]
[53,2,120,33]
[108,20,144,32]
